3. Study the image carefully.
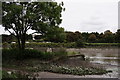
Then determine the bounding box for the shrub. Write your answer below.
[2,42,9,49]
[2,48,67,61]
[2,48,43,60]
[75,39,84,47]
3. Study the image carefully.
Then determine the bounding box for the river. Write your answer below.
[66,47,119,78]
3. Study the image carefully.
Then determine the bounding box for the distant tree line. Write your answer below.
[2,29,120,43]
[65,29,120,43]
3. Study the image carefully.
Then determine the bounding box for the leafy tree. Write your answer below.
[88,34,96,43]
[74,31,82,40]
[45,27,66,43]
[66,32,74,42]
[2,2,64,50]
[81,32,89,42]
[115,29,120,43]
[103,30,114,43]
[97,33,104,43]
[66,31,82,42]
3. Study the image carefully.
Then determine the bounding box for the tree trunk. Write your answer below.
[21,33,26,50]
[16,35,21,50]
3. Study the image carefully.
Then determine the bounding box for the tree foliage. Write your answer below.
[45,27,66,43]
[66,31,82,42]
[115,29,120,43]
[2,2,64,50]
[103,30,114,43]
[88,34,96,43]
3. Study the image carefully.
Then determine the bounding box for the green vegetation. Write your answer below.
[2,70,29,79]
[2,29,120,48]
[2,48,112,78]
[85,43,120,47]
[2,59,112,79]
[2,42,120,50]
[2,48,67,60]
[47,65,111,75]
[26,42,77,48]
[1,1,116,79]
[2,2,65,50]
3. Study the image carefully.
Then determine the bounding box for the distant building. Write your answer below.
[31,32,42,40]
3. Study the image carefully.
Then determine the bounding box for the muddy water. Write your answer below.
[66,47,119,78]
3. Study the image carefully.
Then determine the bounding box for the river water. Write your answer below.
[66,47,119,78]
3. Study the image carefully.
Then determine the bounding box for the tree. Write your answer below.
[74,31,82,40]
[88,34,96,43]
[45,27,66,43]
[97,33,104,43]
[66,32,74,42]
[115,29,120,43]
[66,31,82,42]
[103,30,114,43]
[2,2,64,50]
[81,32,89,42]
[0,2,1,24]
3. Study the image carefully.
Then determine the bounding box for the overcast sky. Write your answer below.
[0,0,119,34]
[59,0,119,33]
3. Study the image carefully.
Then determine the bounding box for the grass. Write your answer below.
[85,43,120,47]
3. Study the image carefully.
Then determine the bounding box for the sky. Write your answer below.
[0,0,119,34]
[58,0,119,33]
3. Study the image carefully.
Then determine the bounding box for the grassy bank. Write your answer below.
[2,48,112,79]
[3,42,120,49]
[2,48,67,61]
[3,59,112,79]
[85,43,120,47]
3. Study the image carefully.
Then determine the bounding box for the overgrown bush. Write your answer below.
[2,48,67,61]
[2,42,9,49]
[75,39,84,47]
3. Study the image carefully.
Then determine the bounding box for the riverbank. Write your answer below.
[1,45,119,79]
[2,60,117,79]
[66,47,119,78]
[2,57,111,79]
[2,42,120,49]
